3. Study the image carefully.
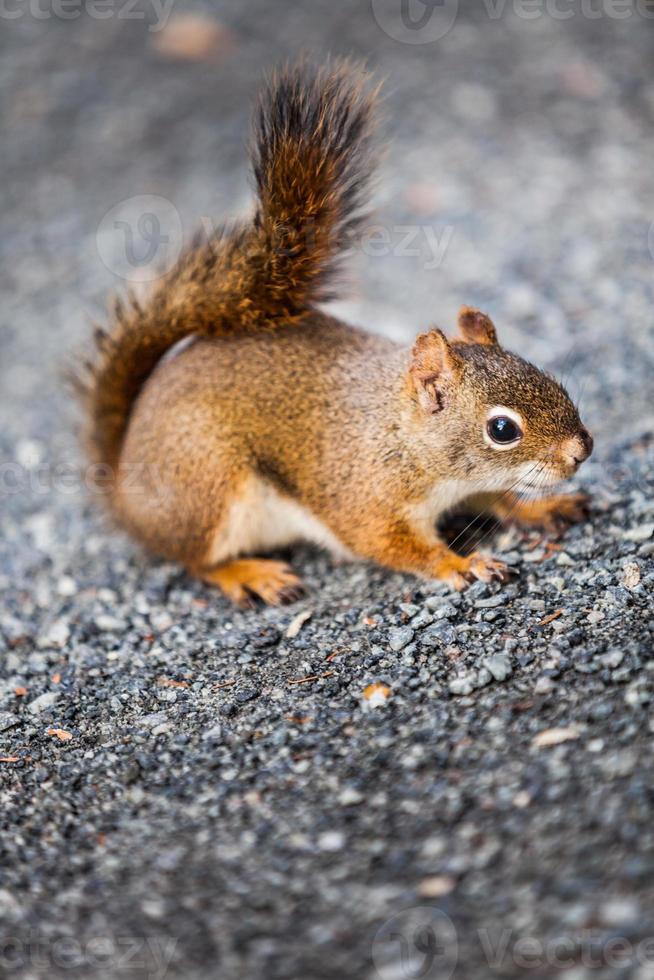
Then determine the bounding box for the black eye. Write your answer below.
[487,415,522,445]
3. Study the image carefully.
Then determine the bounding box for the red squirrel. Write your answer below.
[77,61,593,606]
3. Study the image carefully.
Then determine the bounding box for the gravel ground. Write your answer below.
[2,4,654,979]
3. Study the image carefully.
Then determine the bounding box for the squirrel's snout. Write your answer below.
[563,428,593,469]
[578,428,594,460]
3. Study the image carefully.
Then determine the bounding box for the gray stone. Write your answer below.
[388,626,414,651]
[27,692,60,715]
[0,712,20,732]
[421,622,457,647]
[483,654,513,682]
[449,673,477,696]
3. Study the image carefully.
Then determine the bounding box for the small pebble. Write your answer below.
[598,650,624,669]
[623,523,654,542]
[56,576,77,597]
[449,673,476,696]
[38,619,70,649]
[483,654,513,682]
[388,626,414,652]
[474,595,506,609]
[95,614,127,632]
[0,713,20,732]
[27,692,60,715]
[338,788,364,806]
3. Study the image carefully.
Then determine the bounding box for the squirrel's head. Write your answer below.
[409,307,593,495]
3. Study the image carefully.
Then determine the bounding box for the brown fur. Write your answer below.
[76,61,593,604]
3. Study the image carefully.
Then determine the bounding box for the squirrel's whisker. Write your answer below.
[447,461,544,554]
[467,463,549,554]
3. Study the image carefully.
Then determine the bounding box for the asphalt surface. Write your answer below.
[1,3,654,979]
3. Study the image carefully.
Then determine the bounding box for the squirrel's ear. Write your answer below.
[457,306,498,346]
[410,329,461,414]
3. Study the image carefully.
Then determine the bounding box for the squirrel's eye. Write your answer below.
[487,415,522,445]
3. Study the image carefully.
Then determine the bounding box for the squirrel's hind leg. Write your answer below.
[194,558,305,607]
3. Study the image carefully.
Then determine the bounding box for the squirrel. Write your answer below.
[76,60,593,606]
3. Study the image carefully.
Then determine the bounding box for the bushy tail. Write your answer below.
[76,60,378,473]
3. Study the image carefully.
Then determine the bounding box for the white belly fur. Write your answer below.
[406,475,513,538]
[206,477,354,566]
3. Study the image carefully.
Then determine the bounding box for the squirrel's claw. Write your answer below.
[467,553,511,585]
[435,550,512,591]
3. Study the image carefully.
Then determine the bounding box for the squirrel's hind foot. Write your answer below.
[195,558,306,607]
[504,492,590,537]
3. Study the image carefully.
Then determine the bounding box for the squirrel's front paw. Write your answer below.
[509,492,590,537]
[434,550,510,591]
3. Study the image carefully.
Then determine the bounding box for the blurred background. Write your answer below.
[3,0,654,456]
[2,3,654,980]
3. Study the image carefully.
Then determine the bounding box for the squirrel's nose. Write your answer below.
[578,428,594,460]
[563,428,593,468]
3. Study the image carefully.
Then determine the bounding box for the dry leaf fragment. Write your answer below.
[51,673,61,684]
[14,687,27,697]
[325,649,346,662]
[417,875,456,898]
[620,561,641,589]
[538,609,564,627]
[46,728,73,742]
[285,609,312,639]
[0,756,20,763]
[363,683,391,707]
[288,671,334,686]
[532,726,579,748]
[157,677,189,689]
